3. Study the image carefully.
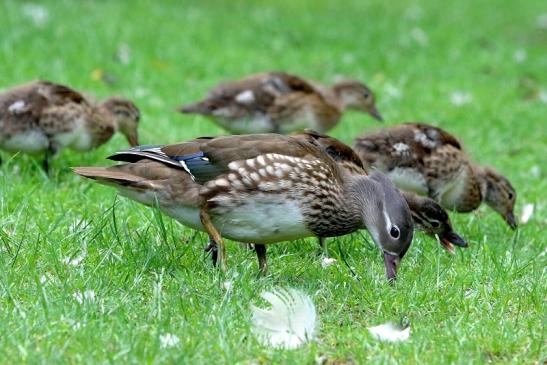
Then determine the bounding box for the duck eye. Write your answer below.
[431,220,440,228]
[115,109,130,118]
[390,226,400,239]
[507,192,513,200]
[363,92,370,99]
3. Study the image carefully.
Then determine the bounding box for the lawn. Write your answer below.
[0,0,546,363]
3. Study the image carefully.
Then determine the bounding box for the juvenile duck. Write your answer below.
[292,130,467,253]
[74,133,413,280]
[178,72,382,134]
[0,80,140,173]
[353,123,517,229]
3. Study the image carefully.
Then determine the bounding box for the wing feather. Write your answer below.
[107,134,331,185]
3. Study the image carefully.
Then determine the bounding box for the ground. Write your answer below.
[0,0,545,363]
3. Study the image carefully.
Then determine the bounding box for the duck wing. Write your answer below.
[0,80,87,130]
[107,133,329,185]
[179,72,317,118]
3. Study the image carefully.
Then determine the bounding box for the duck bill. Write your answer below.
[368,106,383,121]
[504,211,517,230]
[125,131,139,147]
[439,231,467,255]
[383,252,400,281]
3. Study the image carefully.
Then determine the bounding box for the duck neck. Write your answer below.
[330,83,352,111]
[472,165,489,202]
[304,174,365,238]
[311,82,342,111]
[87,106,117,146]
[343,175,381,233]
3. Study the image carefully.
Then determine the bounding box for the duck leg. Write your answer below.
[200,208,227,272]
[42,143,59,175]
[42,152,52,175]
[317,237,328,255]
[254,244,268,274]
[208,241,268,274]
[205,235,218,267]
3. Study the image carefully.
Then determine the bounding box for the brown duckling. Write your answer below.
[0,80,140,173]
[353,123,517,229]
[178,72,382,134]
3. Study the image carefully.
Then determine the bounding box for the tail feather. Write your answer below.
[72,167,152,190]
[177,101,213,115]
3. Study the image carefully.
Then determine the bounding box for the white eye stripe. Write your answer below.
[383,207,401,239]
[383,208,392,233]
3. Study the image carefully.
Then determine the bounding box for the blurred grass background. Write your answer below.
[0,0,545,363]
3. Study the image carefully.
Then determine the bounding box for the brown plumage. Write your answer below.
[353,123,517,229]
[292,130,467,253]
[74,133,414,281]
[178,72,382,134]
[0,80,140,173]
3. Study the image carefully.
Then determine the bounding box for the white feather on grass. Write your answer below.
[368,322,410,342]
[450,91,473,106]
[159,333,180,348]
[251,288,318,349]
[321,257,337,268]
[520,203,534,224]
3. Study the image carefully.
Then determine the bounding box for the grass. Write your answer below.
[0,0,546,363]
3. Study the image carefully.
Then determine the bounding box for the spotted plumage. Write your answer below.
[178,72,382,134]
[292,130,467,252]
[74,133,413,280]
[0,80,140,173]
[353,123,517,229]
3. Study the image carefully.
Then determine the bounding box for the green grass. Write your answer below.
[0,0,546,363]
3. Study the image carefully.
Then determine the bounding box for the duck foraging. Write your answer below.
[292,130,467,253]
[178,71,382,134]
[0,80,140,173]
[74,133,413,280]
[354,123,517,229]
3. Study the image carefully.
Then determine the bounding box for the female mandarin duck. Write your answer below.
[204,131,466,274]
[0,80,140,173]
[292,130,467,253]
[218,130,467,273]
[178,72,382,134]
[353,123,517,229]
[74,133,413,281]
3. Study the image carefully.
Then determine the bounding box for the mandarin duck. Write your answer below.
[178,72,382,134]
[228,131,467,277]
[0,80,140,173]
[353,123,517,229]
[292,130,467,253]
[74,133,413,280]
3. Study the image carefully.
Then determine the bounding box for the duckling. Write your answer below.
[178,72,382,134]
[0,80,140,173]
[74,133,413,281]
[353,123,517,229]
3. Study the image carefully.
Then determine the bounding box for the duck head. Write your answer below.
[350,171,414,281]
[102,97,141,146]
[402,192,467,253]
[479,167,517,229]
[332,80,383,121]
